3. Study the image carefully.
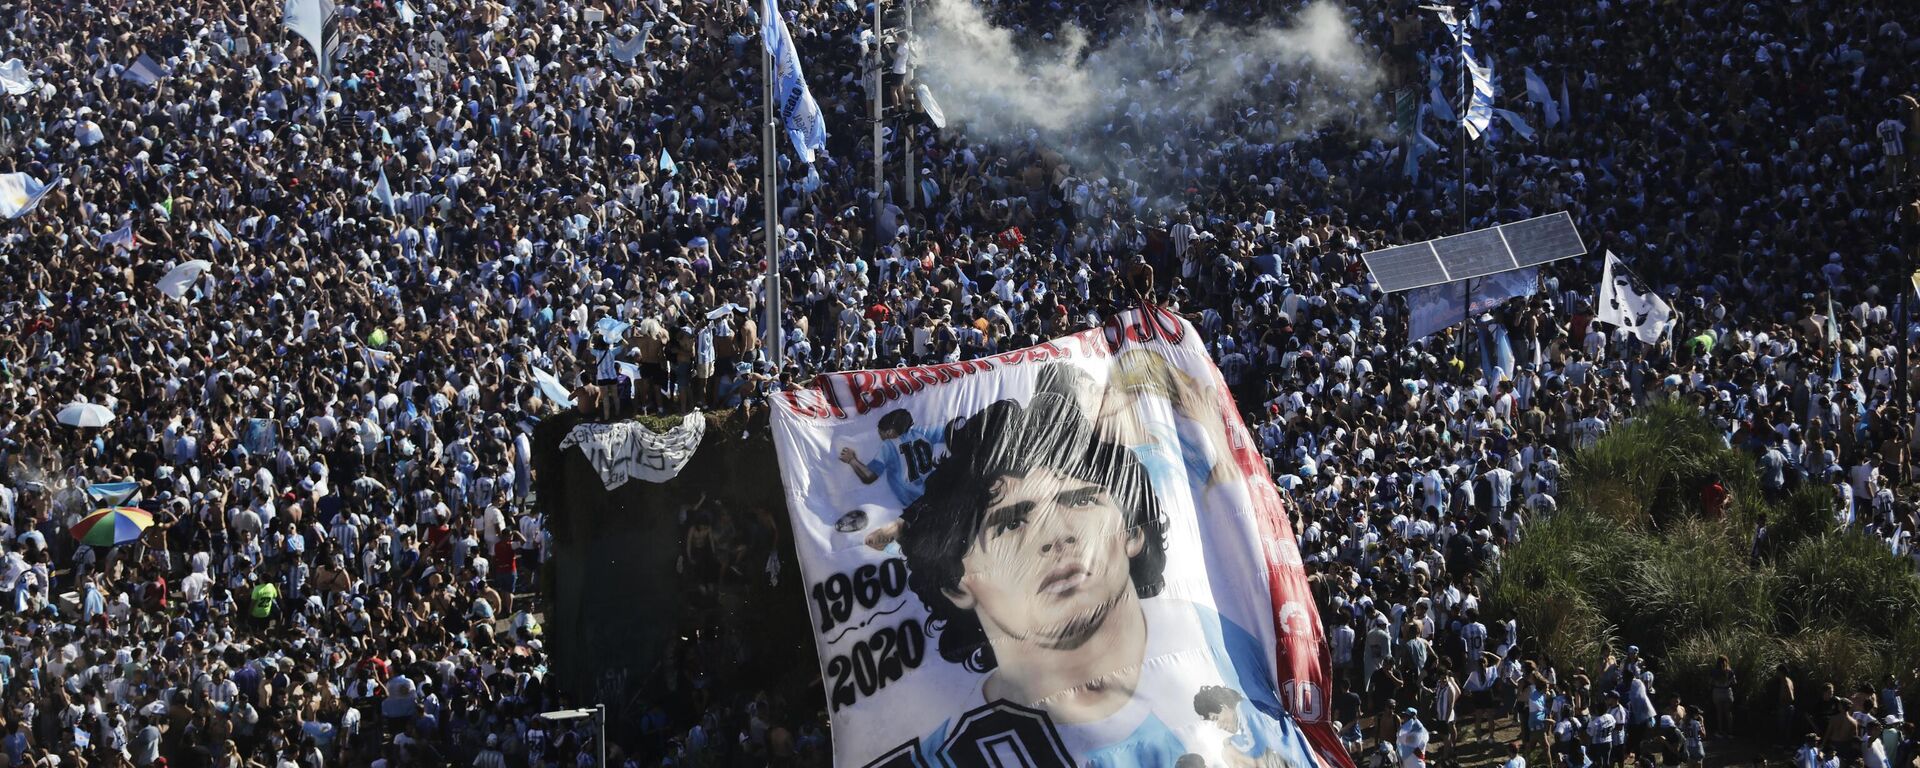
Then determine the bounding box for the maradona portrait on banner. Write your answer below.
[893,394,1315,768]
[771,313,1344,768]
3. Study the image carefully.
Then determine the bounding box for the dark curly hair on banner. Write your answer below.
[897,392,1169,673]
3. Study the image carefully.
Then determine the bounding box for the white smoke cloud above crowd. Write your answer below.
[912,0,1387,180]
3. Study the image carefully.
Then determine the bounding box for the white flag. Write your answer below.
[608,22,653,64]
[122,55,168,87]
[0,59,35,96]
[157,260,214,300]
[1596,251,1674,344]
[0,173,55,218]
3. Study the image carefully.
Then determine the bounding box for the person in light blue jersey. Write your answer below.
[838,408,948,506]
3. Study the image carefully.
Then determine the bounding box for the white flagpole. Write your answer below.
[903,0,915,210]
[872,0,885,216]
[764,42,783,370]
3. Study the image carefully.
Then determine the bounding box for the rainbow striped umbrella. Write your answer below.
[71,507,153,546]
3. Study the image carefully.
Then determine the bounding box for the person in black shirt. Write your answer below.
[1332,677,1364,752]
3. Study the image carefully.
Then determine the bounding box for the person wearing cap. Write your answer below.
[474,733,508,768]
[1396,706,1430,768]
[1602,689,1630,765]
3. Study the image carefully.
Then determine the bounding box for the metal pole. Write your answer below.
[872,0,885,212]
[765,47,783,369]
[903,0,915,210]
[1458,30,1468,235]
[597,705,607,768]
[1456,26,1469,370]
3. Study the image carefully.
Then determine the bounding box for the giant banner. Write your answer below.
[772,308,1351,768]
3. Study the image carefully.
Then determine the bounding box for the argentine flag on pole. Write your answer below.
[761,0,828,163]
[0,173,55,218]
[660,148,678,177]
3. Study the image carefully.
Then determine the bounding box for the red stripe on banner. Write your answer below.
[1204,339,1356,768]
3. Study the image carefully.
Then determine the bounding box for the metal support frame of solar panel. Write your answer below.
[1362,212,1586,293]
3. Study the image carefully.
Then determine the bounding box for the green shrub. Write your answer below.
[1490,403,1920,742]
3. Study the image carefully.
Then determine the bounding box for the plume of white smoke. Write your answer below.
[913,0,1386,186]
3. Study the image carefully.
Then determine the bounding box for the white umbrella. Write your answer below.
[55,402,115,428]
[156,260,213,300]
[530,366,575,409]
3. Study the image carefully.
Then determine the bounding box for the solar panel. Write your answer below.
[1361,243,1450,292]
[1363,211,1587,293]
[1501,212,1587,267]
[1430,227,1516,281]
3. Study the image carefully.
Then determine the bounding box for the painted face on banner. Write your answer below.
[945,467,1144,651]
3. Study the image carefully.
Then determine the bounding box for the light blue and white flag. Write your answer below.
[1523,67,1558,128]
[1558,74,1573,126]
[1493,108,1535,141]
[1427,4,1466,44]
[1463,50,1494,141]
[511,58,531,104]
[1404,122,1440,181]
[596,316,632,342]
[122,54,168,87]
[100,224,136,251]
[761,0,828,163]
[1425,54,1459,127]
[1429,82,1456,124]
[659,148,678,176]
[374,166,397,214]
[0,173,55,218]
[85,481,142,506]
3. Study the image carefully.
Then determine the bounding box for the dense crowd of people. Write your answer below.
[0,0,1916,763]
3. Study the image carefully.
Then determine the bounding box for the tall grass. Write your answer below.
[1779,532,1920,637]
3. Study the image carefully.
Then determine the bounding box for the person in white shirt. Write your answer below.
[1433,668,1460,764]
[1502,741,1527,768]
